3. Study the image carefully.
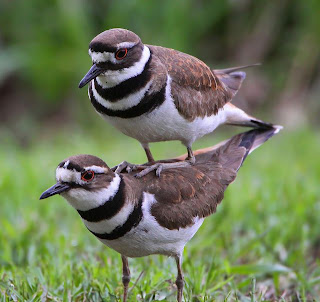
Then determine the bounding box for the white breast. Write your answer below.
[92,79,152,111]
[101,76,229,147]
[82,201,135,234]
[99,192,204,258]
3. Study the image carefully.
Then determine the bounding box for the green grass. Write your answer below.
[1,126,320,301]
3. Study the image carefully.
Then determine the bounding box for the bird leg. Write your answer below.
[186,147,195,164]
[134,147,195,178]
[121,255,131,302]
[111,161,140,174]
[143,144,155,163]
[113,146,195,178]
[134,161,191,178]
[175,255,184,302]
[111,144,155,174]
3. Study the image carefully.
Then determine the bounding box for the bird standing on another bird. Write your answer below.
[79,28,274,177]
[40,126,281,302]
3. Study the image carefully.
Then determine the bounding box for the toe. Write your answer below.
[156,165,163,177]
[187,157,196,165]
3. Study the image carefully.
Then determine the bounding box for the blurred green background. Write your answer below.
[1,0,320,138]
[1,0,320,300]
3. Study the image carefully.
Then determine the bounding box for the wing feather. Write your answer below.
[130,127,280,230]
[148,45,232,120]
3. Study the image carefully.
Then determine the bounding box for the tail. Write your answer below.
[214,64,260,97]
[237,126,282,165]
[223,103,280,130]
[215,64,274,130]
[194,126,282,171]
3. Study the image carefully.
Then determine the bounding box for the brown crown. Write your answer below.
[89,28,141,52]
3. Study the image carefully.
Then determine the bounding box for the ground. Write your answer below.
[0,126,319,301]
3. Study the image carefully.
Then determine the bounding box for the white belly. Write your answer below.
[92,72,232,146]
[101,96,228,147]
[97,193,204,258]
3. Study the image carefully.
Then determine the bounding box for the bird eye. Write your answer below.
[115,48,128,60]
[81,170,95,181]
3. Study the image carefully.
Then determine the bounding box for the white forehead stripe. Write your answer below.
[89,42,139,64]
[116,41,137,49]
[63,160,70,168]
[89,49,113,63]
[84,165,108,173]
[55,165,109,186]
[56,167,80,183]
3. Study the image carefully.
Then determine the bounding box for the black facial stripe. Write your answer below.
[93,56,151,102]
[67,162,83,172]
[95,61,128,71]
[58,162,83,172]
[89,42,117,53]
[88,197,143,240]
[58,162,65,168]
[90,44,144,71]
[89,79,166,119]
[77,176,125,222]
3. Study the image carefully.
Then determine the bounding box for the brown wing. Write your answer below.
[148,45,233,121]
[128,127,279,230]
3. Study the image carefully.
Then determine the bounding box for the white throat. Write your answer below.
[61,174,121,211]
[94,45,151,88]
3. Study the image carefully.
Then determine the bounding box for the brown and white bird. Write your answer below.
[79,28,274,176]
[40,126,281,302]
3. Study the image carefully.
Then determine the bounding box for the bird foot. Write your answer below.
[134,160,193,178]
[111,161,140,174]
[112,157,195,178]
[186,155,196,165]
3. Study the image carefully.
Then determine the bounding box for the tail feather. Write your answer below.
[214,63,261,75]
[214,64,260,97]
[246,125,282,155]
[228,117,276,129]
[217,126,282,171]
[224,103,277,130]
[191,126,282,170]
[237,127,281,165]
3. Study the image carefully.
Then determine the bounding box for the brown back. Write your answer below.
[124,128,278,230]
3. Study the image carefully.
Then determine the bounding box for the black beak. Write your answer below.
[40,182,70,200]
[79,64,104,88]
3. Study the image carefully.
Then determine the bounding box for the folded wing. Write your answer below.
[139,127,280,230]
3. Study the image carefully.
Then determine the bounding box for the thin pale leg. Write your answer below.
[175,255,184,302]
[121,255,131,302]
[142,143,155,163]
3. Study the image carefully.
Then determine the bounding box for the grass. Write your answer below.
[0,125,320,301]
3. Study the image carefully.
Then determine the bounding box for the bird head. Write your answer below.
[40,154,121,210]
[79,28,150,88]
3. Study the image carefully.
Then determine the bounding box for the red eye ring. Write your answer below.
[115,48,128,60]
[81,170,95,182]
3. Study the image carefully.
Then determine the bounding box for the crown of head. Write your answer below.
[88,28,142,64]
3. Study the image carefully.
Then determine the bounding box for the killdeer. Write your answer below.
[40,126,281,302]
[79,28,274,176]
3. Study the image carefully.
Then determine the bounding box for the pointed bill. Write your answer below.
[79,64,104,88]
[40,182,70,200]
